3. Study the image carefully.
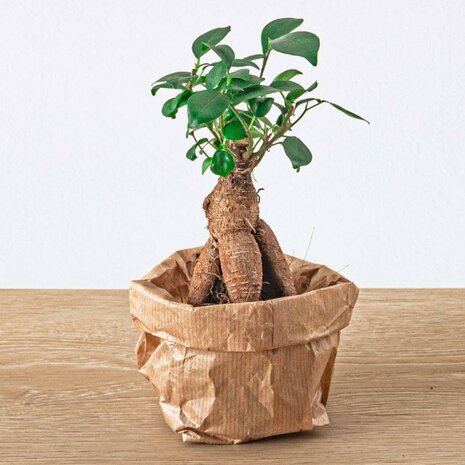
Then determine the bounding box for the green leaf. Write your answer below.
[273,101,287,113]
[206,44,235,67]
[231,59,260,70]
[223,120,247,140]
[161,90,192,118]
[282,136,312,170]
[155,71,192,83]
[272,69,302,82]
[325,101,370,124]
[227,69,250,80]
[210,150,235,176]
[230,79,253,91]
[186,145,197,161]
[271,31,320,66]
[271,80,304,92]
[192,26,231,58]
[223,108,235,122]
[151,82,175,96]
[186,138,208,161]
[231,85,279,104]
[249,97,274,117]
[202,157,212,174]
[205,61,227,90]
[292,98,369,123]
[307,80,318,92]
[295,97,319,108]
[242,54,264,61]
[162,97,179,118]
[212,139,223,149]
[251,128,262,138]
[152,72,192,91]
[187,90,230,128]
[261,18,303,53]
[176,89,193,108]
[229,74,263,91]
[289,83,319,107]
[286,88,306,106]
[249,75,264,83]
[259,115,274,127]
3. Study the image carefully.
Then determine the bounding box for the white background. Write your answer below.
[1,0,464,288]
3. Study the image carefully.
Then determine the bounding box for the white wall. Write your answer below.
[1,0,464,288]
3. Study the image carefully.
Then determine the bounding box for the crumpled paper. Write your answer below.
[129,247,358,444]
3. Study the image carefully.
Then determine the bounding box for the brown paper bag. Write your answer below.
[129,247,358,444]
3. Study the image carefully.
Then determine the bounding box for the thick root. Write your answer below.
[255,219,296,299]
[203,167,262,303]
[190,155,293,305]
[203,172,259,239]
[218,231,263,303]
[187,238,220,306]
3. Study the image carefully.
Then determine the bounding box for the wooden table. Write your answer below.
[1,289,464,464]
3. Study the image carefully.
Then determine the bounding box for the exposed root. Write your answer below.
[189,145,295,305]
[255,219,296,299]
[187,238,220,306]
[203,171,259,239]
[218,231,263,303]
[202,160,263,303]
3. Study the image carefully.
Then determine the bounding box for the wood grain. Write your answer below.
[0,289,464,464]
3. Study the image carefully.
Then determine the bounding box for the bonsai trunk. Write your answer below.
[188,143,296,305]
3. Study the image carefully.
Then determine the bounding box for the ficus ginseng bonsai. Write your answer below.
[151,17,368,306]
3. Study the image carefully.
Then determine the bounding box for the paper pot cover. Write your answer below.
[129,247,358,444]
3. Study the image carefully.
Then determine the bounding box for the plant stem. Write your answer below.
[288,101,322,129]
[248,115,256,129]
[251,101,324,167]
[206,123,221,143]
[229,105,253,158]
[253,105,295,162]
[252,136,263,152]
[191,132,211,157]
[193,57,201,73]
[259,51,270,79]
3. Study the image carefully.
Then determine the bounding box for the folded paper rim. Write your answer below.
[129,247,358,353]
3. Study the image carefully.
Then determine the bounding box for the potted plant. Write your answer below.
[130,17,367,444]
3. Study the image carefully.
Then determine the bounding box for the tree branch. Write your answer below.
[253,105,295,162]
[251,101,324,167]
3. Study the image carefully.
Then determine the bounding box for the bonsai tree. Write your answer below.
[151,18,368,305]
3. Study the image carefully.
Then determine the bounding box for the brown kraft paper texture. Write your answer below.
[129,247,358,444]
